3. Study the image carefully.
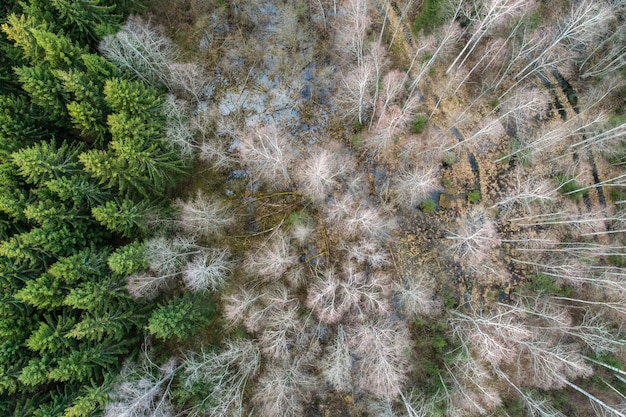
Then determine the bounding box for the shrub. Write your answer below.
[442,152,456,166]
[412,0,447,35]
[554,175,588,200]
[526,273,567,295]
[609,187,626,203]
[411,114,428,134]
[419,199,436,213]
[467,190,481,204]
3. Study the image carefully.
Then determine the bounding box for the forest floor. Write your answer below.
[139,0,626,415]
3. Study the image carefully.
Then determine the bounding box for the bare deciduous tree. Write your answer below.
[333,0,370,65]
[496,87,551,132]
[516,339,592,390]
[326,195,397,241]
[349,317,412,398]
[181,339,260,417]
[252,357,316,417]
[395,270,441,317]
[105,352,178,417]
[294,145,356,203]
[99,15,176,87]
[490,168,557,213]
[166,62,208,103]
[258,303,302,359]
[126,271,171,300]
[341,237,390,268]
[163,95,195,159]
[579,16,626,79]
[192,112,238,171]
[182,248,232,292]
[244,231,297,282]
[336,56,375,125]
[391,166,442,208]
[320,324,352,392]
[446,351,502,415]
[237,284,298,335]
[352,270,391,320]
[446,209,500,265]
[494,367,567,417]
[445,0,531,75]
[237,122,294,190]
[449,307,531,366]
[145,236,200,277]
[175,191,233,238]
[306,267,356,324]
[222,286,263,330]
[366,94,420,153]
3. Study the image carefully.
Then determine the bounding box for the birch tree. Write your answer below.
[181,339,260,417]
[104,354,178,417]
[175,191,233,238]
[446,209,500,265]
[490,168,557,213]
[99,16,176,88]
[237,122,294,190]
[252,357,316,417]
[320,325,352,392]
[498,0,613,99]
[445,0,530,75]
[349,317,412,398]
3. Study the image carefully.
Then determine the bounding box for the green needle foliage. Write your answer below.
[148,292,216,341]
[0,0,182,415]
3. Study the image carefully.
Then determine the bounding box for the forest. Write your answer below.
[0,0,624,416]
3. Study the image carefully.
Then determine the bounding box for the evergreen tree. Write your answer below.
[47,247,108,285]
[147,293,215,341]
[107,241,146,276]
[47,341,124,383]
[104,77,163,115]
[26,313,77,353]
[62,276,126,313]
[45,175,112,208]
[68,307,134,342]
[1,13,43,64]
[92,198,148,237]
[47,0,117,44]
[11,140,83,185]
[0,94,47,156]
[15,273,65,310]
[20,0,119,46]
[80,139,184,197]
[30,28,86,70]
[63,378,111,417]
[14,65,67,120]
[23,200,84,228]
[0,162,29,222]
[18,355,54,387]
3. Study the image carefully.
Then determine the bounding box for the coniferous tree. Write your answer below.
[92,198,148,237]
[147,293,215,341]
